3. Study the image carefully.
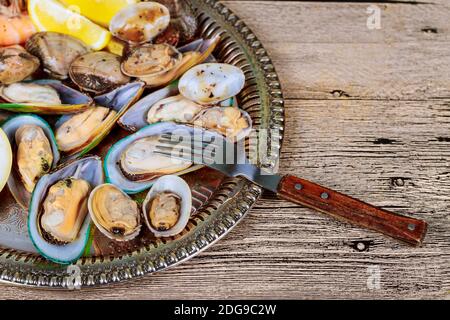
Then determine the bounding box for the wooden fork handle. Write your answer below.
[277,175,428,246]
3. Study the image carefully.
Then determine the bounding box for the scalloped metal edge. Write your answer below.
[0,0,285,288]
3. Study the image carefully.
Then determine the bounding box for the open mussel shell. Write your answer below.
[54,81,145,159]
[143,175,192,238]
[88,184,142,242]
[118,82,236,132]
[104,122,207,194]
[28,156,103,265]
[0,80,93,115]
[1,114,60,209]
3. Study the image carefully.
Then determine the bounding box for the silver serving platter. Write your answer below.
[0,0,284,288]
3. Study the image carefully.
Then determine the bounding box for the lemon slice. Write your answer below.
[59,0,139,27]
[28,0,111,50]
[0,128,12,193]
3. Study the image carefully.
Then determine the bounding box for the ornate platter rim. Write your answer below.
[0,0,285,289]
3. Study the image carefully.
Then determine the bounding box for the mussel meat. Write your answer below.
[146,94,203,124]
[0,45,40,85]
[28,156,103,264]
[88,184,141,241]
[1,114,60,209]
[0,80,94,115]
[119,136,192,182]
[41,178,91,243]
[0,82,61,105]
[15,124,53,193]
[26,32,91,80]
[56,107,117,153]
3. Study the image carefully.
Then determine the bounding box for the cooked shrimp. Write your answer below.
[0,0,36,46]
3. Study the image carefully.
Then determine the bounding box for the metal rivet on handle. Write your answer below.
[321,192,329,200]
[295,184,303,190]
[408,224,416,231]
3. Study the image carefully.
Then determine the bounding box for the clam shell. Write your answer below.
[69,52,131,95]
[0,80,93,115]
[179,63,246,105]
[143,175,192,238]
[0,45,40,85]
[55,81,145,159]
[28,156,103,265]
[104,122,207,194]
[88,184,142,242]
[1,114,60,209]
[109,2,171,44]
[134,36,220,88]
[26,32,91,80]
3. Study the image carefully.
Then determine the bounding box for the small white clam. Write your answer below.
[178,63,246,105]
[143,175,192,238]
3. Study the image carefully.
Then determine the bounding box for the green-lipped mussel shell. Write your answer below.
[0,80,93,115]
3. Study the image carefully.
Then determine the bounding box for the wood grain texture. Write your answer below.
[0,0,449,299]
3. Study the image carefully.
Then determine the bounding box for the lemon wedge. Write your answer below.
[28,0,111,50]
[59,0,139,27]
[0,128,12,193]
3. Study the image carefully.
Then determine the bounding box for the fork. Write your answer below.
[155,131,428,246]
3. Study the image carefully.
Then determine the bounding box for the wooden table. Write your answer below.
[1,0,449,299]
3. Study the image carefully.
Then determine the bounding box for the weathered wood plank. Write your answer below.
[223,1,450,100]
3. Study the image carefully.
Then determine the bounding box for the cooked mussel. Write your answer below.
[28,156,103,264]
[41,177,92,243]
[143,175,192,237]
[56,106,117,154]
[88,184,141,242]
[0,80,93,114]
[55,81,145,158]
[1,114,60,209]
[26,32,91,80]
[105,122,205,194]
[0,82,61,105]
[15,125,54,193]
[119,136,192,182]
[146,94,204,124]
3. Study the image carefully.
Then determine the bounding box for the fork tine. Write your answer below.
[155,140,216,164]
[159,132,225,149]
